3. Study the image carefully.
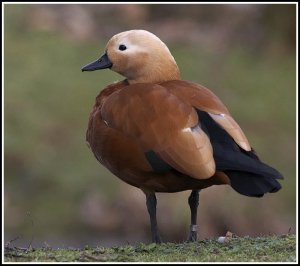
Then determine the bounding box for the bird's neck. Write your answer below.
[127,61,181,84]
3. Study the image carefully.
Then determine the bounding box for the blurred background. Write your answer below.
[4,4,296,248]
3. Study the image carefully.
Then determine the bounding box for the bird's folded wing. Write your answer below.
[101,83,215,179]
[161,80,251,151]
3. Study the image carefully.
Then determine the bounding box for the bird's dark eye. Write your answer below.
[119,44,127,51]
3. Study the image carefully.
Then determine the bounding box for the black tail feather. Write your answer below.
[196,110,283,197]
[225,170,282,197]
[214,146,283,197]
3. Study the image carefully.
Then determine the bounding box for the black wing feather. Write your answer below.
[197,110,283,197]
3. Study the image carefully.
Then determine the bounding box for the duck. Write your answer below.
[81,29,283,243]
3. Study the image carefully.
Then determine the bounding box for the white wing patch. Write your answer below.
[182,127,192,133]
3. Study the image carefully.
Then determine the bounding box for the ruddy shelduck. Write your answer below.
[82,29,283,243]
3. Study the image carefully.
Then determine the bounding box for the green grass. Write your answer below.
[4,234,296,262]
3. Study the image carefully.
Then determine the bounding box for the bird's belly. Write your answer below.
[86,118,228,192]
[87,118,155,188]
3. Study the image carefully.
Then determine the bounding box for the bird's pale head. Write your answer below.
[82,30,181,84]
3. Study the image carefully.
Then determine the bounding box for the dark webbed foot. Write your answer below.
[153,234,162,244]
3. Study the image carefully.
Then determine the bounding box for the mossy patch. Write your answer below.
[4,234,296,262]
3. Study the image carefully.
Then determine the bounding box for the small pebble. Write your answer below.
[217,236,226,243]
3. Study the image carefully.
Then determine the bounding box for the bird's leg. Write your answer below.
[145,192,161,243]
[187,189,200,242]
